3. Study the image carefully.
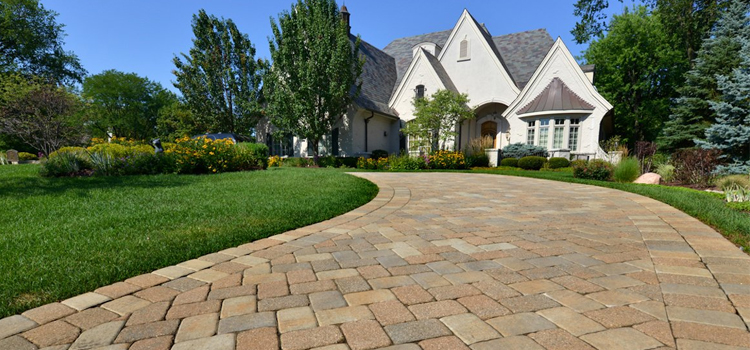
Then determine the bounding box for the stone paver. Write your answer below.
[3,173,750,350]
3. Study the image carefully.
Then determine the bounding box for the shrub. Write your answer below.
[672,148,722,185]
[517,156,546,170]
[389,154,427,170]
[18,152,38,161]
[49,146,87,159]
[337,157,358,168]
[40,151,91,177]
[613,157,641,183]
[357,157,388,170]
[716,175,750,191]
[500,158,519,167]
[573,159,613,181]
[466,153,490,168]
[281,157,314,167]
[467,136,494,155]
[235,143,269,170]
[371,149,388,160]
[547,157,570,169]
[501,143,548,159]
[87,143,152,159]
[429,151,466,169]
[656,164,676,183]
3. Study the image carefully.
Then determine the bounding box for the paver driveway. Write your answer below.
[1,173,749,350]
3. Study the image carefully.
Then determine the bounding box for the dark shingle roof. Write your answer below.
[518,77,594,114]
[354,36,398,117]
[382,30,452,88]
[422,49,458,93]
[382,27,554,91]
[492,29,554,88]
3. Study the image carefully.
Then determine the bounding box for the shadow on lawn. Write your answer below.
[0,173,196,198]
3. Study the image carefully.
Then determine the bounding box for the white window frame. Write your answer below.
[459,39,470,61]
[526,121,536,145]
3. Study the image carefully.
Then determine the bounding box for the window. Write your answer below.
[459,39,469,60]
[416,85,425,99]
[527,121,535,145]
[569,118,580,151]
[553,119,565,149]
[538,119,549,147]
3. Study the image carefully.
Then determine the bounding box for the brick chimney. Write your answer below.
[340,5,350,34]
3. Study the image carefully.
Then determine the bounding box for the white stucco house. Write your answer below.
[258,7,614,161]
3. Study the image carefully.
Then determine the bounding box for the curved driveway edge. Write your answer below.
[1,172,749,350]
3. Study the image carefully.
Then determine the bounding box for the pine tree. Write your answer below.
[660,0,750,151]
[698,36,750,174]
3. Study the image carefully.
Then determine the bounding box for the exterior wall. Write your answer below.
[438,15,518,108]
[390,54,447,123]
[504,42,611,157]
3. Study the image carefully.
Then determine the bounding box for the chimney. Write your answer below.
[340,5,350,35]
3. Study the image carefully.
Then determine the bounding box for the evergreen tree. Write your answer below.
[266,0,363,162]
[698,36,750,174]
[173,10,265,135]
[660,0,750,151]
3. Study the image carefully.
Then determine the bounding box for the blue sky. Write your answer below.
[42,0,627,92]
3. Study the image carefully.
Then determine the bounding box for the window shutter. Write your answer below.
[459,39,469,59]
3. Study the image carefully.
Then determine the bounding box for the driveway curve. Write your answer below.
[1,173,749,350]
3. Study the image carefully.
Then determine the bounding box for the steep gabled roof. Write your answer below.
[492,29,555,89]
[354,36,398,117]
[422,49,458,93]
[382,30,452,88]
[382,28,554,91]
[517,78,595,115]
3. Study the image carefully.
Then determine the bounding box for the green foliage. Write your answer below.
[500,158,519,167]
[716,174,750,191]
[266,0,363,160]
[0,75,84,156]
[466,153,490,168]
[173,9,264,135]
[156,98,201,142]
[281,157,314,168]
[0,0,86,84]
[501,143,549,159]
[517,156,546,170]
[403,89,473,153]
[17,151,37,160]
[356,157,388,170]
[613,157,641,182]
[389,154,428,170]
[583,6,684,143]
[660,1,750,151]
[548,157,570,169]
[39,150,90,177]
[86,143,152,159]
[236,142,269,170]
[572,159,614,181]
[656,164,676,182]
[82,70,173,140]
[371,149,388,160]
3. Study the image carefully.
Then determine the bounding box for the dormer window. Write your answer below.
[416,85,425,99]
[459,39,470,61]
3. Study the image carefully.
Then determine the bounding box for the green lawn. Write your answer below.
[472,168,750,251]
[0,165,378,318]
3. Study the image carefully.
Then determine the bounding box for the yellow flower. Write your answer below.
[209,152,214,155]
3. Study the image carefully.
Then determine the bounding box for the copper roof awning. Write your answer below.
[518,77,595,115]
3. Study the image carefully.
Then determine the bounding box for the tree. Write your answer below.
[660,0,750,151]
[173,10,264,136]
[156,97,203,142]
[583,6,683,144]
[0,0,85,84]
[82,69,172,140]
[697,36,750,174]
[402,89,473,153]
[266,0,364,161]
[0,74,83,156]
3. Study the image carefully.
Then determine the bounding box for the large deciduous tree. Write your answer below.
[0,74,82,156]
[173,10,264,136]
[698,36,750,174]
[82,69,173,140]
[402,89,473,153]
[660,0,750,151]
[583,6,683,144]
[0,0,85,84]
[266,0,364,161]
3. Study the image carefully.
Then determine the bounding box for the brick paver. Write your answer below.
[2,173,749,350]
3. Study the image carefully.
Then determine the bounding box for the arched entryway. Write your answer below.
[481,121,497,148]
[461,102,509,150]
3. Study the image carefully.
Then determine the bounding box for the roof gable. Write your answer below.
[492,29,554,88]
[387,48,454,109]
[382,30,452,90]
[518,77,594,114]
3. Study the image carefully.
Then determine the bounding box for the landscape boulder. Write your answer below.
[634,172,661,185]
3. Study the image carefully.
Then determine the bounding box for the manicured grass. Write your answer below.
[472,168,750,251]
[0,165,378,318]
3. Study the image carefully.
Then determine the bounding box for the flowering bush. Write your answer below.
[429,151,466,170]
[269,155,282,168]
[572,159,613,181]
[356,157,388,170]
[90,136,145,147]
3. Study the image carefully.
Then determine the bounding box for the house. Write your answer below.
[258,7,614,161]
